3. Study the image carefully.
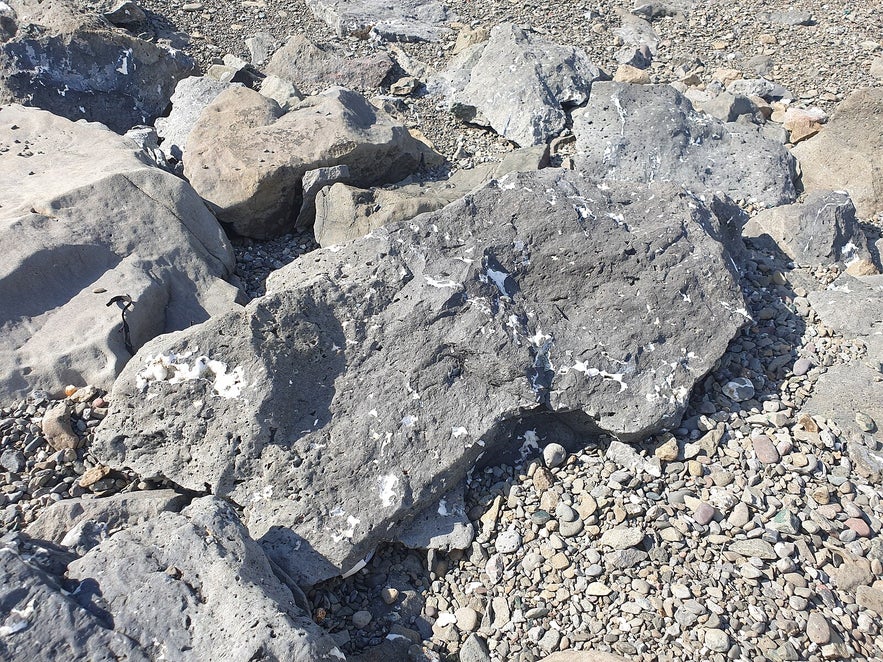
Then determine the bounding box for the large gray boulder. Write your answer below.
[0,0,194,133]
[265,34,395,95]
[0,104,241,401]
[314,145,549,247]
[66,497,344,661]
[305,0,455,42]
[743,190,874,267]
[573,82,797,207]
[791,88,883,218]
[183,85,444,239]
[93,169,747,584]
[433,23,602,147]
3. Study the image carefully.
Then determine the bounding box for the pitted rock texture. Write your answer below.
[0,0,194,133]
[94,169,747,584]
[184,85,444,239]
[573,81,797,207]
[0,104,240,401]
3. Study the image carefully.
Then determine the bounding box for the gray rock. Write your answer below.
[573,82,797,207]
[769,9,813,26]
[434,23,602,147]
[0,448,26,473]
[296,165,352,230]
[101,0,147,27]
[155,76,235,163]
[604,548,648,569]
[726,78,792,101]
[265,34,395,95]
[615,10,660,55]
[66,497,344,660]
[808,274,883,361]
[460,633,491,662]
[398,486,475,551]
[184,86,443,239]
[599,526,644,550]
[729,539,776,560]
[496,528,522,554]
[722,378,755,402]
[259,75,304,112]
[93,170,747,584]
[245,31,277,66]
[305,0,454,41]
[632,0,690,20]
[792,88,883,218]
[352,610,372,629]
[542,442,567,468]
[0,0,194,133]
[695,91,759,123]
[314,145,549,246]
[743,191,873,266]
[606,440,661,478]
[0,105,240,401]
[25,490,190,553]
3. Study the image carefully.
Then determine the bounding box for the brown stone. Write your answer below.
[41,402,81,450]
[613,64,650,84]
[79,465,112,488]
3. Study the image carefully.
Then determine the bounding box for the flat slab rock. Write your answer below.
[94,169,747,584]
[0,104,240,401]
[573,81,797,207]
[305,0,455,41]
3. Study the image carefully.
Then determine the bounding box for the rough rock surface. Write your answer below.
[154,75,234,163]
[265,34,395,95]
[791,88,883,218]
[0,104,241,400]
[573,81,797,207]
[184,85,443,239]
[65,496,345,661]
[314,145,549,247]
[0,0,194,133]
[305,0,455,42]
[94,169,747,584]
[434,23,602,147]
[743,190,874,266]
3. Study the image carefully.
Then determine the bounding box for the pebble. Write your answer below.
[792,357,812,376]
[730,539,777,560]
[704,628,730,653]
[380,587,399,605]
[542,443,567,468]
[722,377,755,401]
[599,526,644,549]
[455,607,479,632]
[352,610,372,629]
[496,528,521,553]
[752,435,780,464]
[855,412,876,432]
[844,517,871,537]
[549,552,570,570]
[694,502,717,525]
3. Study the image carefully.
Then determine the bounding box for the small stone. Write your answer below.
[455,606,480,632]
[558,517,584,538]
[752,435,780,464]
[614,64,651,84]
[550,552,570,570]
[538,628,561,652]
[496,528,522,553]
[729,539,776,560]
[806,613,831,644]
[687,459,703,477]
[576,494,597,518]
[586,582,612,596]
[728,501,751,528]
[352,610,372,629]
[704,628,730,653]
[792,357,812,375]
[855,412,876,432]
[0,449,26,473]
[694,502,717,526]
[769,509,800,535]
[381,587,399,604]
[460,633,491,662]
[723,378,755,402]
[654,435,679,462]
[41,402,80,450]
[599,526,644,550]
[485,554,504,584]
[845,518,871,537]
[78,465,111,488]
[531,509,552,526]
[533,466,554,492]
[856,585,883,615]
[542,442,567,468]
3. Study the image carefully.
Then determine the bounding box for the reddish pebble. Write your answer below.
[92,397,107,408]
[694,502,717,526]
[752,435,780,465]
[845,518,871,537]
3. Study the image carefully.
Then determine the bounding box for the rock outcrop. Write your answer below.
[791,88,883,218]
[0,0,194,132]
[573,81,797,207]
[183,86,444,239]
[0,104,241,400]
[94,169,747,584]
[433,23,602,147]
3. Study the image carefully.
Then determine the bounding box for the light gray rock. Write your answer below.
[599,526,644,550]
[25,490,190,553]
[313,145,549,246]
[259,74,304,112]
[66,496,344,661]
[265,34,395,95]
[632,0,690,20]
[0,104,240,401]
[305,0,455,42]
[573,82,797,207]
[245,31,277,66]
[184,85,443,239]
[791,88,883,218]
[808,274,883,361]
[744,191,874,266]
[694,91,759,123]
[155,76,235,163]
[93,170,747,584]
[615,9,660,55]
[434,23,602,147]
[398,486,475,551]
[0,0,194,132]
[295,165,352,230]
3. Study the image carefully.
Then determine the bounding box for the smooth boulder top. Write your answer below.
[573,81,797,207]
[0,104,239,400]
[93,168,747,585]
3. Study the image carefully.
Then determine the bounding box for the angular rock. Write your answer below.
[314,145,549,246]
[66,496,344,660]
[40,402,81,451]
[573,82,797,207]
[399,486,475,551]
[154,75,235,163]
[94,170,747,584]
[0,105,240,400]
[434,23,602,147]
[0,0,194,133]
[791,88,883,218]
[599,526,644,550]
[25,490,190,553]
[615,9,660,55]
[184,86,443,239]
[743,191,874,266]
[305,0,455,42]
[540,652,630,662]
[265,34,395,95]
